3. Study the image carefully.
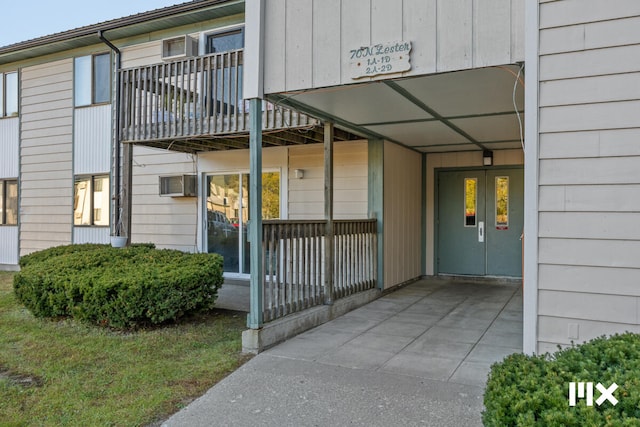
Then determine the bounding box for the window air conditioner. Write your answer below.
[161,35,198,61]
[159,175,197,197]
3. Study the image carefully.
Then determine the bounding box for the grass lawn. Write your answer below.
[0,271,251,426]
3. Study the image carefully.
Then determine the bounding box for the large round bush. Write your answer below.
[483,333,640,426]
[14,244,223,328]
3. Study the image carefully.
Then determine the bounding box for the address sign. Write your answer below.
[350,41,412,79]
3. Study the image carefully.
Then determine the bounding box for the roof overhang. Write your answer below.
[0,0,244,65]
[268,65,525,154]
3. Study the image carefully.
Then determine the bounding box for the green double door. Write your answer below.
[437,168,523,277]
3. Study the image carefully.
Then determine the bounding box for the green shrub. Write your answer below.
[483,333,640,426]
[18,243,156,268]
[13,244,223,328]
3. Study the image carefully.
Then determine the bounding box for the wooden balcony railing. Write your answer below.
[118,49,314,143]
[262,219,377,322]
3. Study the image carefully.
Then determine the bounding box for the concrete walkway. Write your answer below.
[163,278,523,427]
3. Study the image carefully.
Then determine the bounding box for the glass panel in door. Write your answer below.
[486,169,523,277]
[242,172,280,274]
[207,172,279,275]
[207,175,241,272]
[438,171,486,275]
[206,29,244,116]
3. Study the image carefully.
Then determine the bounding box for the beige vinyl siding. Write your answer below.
[20,59,73,255]
[130,143,366,252]
[288,141,368,220]
[0,118,19,178]
[121,41,164,69]
[74,105,111,174]
[130,146,198,252]
[0,118,19,265]
[424,149,523,275]
[262,0,524,93]
[119,14,245,69]
[383,142,421,288]
[0,227,19,265]
[536,1,640,351]
[73,227,110,245]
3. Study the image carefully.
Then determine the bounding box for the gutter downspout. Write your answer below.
[98,31,123,239]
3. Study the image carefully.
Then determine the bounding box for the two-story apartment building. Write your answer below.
[2,0,640,355]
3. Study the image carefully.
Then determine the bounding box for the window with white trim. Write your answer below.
[205,27,244,53]
[74,53,111,106]
[0,71,19,117]
[74,175,109,226]
[0,179,18,225]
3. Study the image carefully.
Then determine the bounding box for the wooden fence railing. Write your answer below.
[118,49,313,142]
[262,219,377,322]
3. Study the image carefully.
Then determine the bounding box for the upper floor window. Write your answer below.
[74,175,109,226]
[0,179,18,225]
[74,53,110,107]
[0,72,19,118]
[206,27,244,54]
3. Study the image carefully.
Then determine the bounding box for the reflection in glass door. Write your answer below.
[206,172,279,274]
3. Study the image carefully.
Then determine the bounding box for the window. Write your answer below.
[74,53,111,106]
[0,179,18,225]
[0,71,19,117]
[207,171,279,274]
[464,178,477,227]
[206,28,244,54]
[74,175,109,226]
[495,176,509,229]
[205,27,245,115]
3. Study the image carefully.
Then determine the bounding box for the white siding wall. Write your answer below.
[73,227,110,245]
[425,149,523,275]
[536,0,640,353]
[121,40,163,69]
[0,118,19,178]
[20,59,73,255]
[383,142,421,288]
[261,0,524,93]
[72,105,111,244]
[288,141,368,220]
[73,105,111,174]
[0,116,20,267]
[130,146,199,252]
[128,143,367,253]
[119,13,244,69]
[0,227,19,266]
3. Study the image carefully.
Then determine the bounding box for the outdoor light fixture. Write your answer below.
[483,150,493,166]
[295,169,304,179]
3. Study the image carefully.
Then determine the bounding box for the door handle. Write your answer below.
[478,221,485,243]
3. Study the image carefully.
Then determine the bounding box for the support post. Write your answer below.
[121,143,133,244]
[247,98,264,329]
[368,139,384,289]
[324,122,334,305]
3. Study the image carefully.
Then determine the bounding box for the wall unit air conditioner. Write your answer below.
[159,175,197,197]
[161,35,198,61]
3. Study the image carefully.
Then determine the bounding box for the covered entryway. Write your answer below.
[270,65,525,282]
[438,168,524,277]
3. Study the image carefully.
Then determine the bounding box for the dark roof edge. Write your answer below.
[0,0,232,55]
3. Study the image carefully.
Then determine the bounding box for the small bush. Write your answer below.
[13,244,223,328]
[483,333,640,426]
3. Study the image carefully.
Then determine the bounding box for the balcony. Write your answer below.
[118,49,358,152]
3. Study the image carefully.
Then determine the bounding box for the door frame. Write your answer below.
[434,165,524,277]
[201,167,284,279]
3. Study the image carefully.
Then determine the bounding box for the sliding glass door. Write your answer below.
[206,172,280,274]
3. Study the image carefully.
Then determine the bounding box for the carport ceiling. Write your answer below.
[270,65,524,153]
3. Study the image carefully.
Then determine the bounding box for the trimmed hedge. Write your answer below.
[483,333,640,426]
[14,244,223,328]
